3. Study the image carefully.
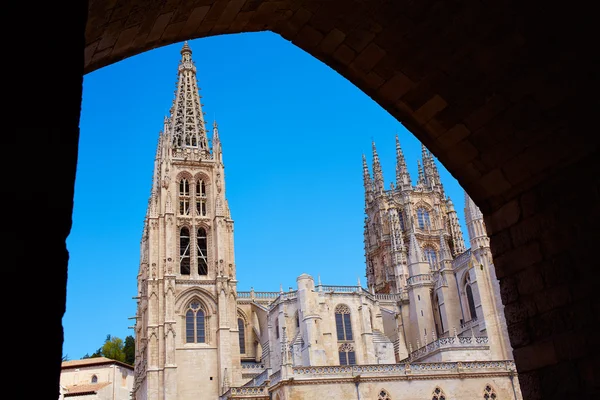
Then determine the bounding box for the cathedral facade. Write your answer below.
[133,42,522,400]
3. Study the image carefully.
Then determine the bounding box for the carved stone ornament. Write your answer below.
[162,175,170,189]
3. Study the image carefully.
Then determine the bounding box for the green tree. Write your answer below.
[101,334,126,362]
[124,335,135,365]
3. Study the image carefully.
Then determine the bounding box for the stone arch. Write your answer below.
[174,286,217,316]
[432,386,446,400]
[27,1,600,399]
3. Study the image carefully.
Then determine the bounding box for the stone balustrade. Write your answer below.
[291,360,515,378]
[407,335,489,361]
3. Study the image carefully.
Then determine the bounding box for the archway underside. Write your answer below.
[31,0,599,399]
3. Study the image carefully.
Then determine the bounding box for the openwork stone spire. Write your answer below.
[363,154,373,196]
[395,134,412,189]
[372,141,385,193]
[169,41,209,156]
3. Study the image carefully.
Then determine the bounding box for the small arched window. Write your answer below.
[466,284,477,321]
[195,179,207,217]
[432,387,446,400]
[238,318,245,354]
[91,375,98,384]
[197,227,208,275]
[179,178,190,215]
[378,389,392,400]
[425,248,438,270]
[180,227,191,275]
[185,301,205,343]
[483,384,497,399]
[295,311,300,328]
[275,318,279,339]
[338,343,356,365]
[417,208,431,229]
[398,210,405,231]
[335,305,353,341]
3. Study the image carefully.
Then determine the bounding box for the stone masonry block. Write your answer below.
[350,42,385,74]
[414,95,448,125]
[494,241,543,278]
[293,24,324,51]
[513,339,558,372]
[486,198,520,233]
[377,72,413,103]
[332,44,356,67]
[319,28,346,54]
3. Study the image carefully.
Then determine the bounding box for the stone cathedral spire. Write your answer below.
[372,142,385,194]
[169,41,210,156]
[395,134,412,189]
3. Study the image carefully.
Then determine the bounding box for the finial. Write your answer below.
[357,276,361,288]
[181,41,192,54]
[317,275,322,286]
[280,284,283,294]
[453,326,458,338]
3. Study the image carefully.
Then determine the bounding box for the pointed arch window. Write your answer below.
[185,301,205,343]
[483,384,497,399]
[238,318,246,354]
[466,283,477,321]
[378,389,392,400]
[425,248,438,270]
[338,343,356,365]
[432,387,447,400]
[91,375,98,384]
[195,179,207,217]
[335,305,353,341]
[275,318,280,339]
[417,208,431,229]
[179,178,190,215]
[179,227,191,274]
[197,227,208,275]
[398,210,405,231]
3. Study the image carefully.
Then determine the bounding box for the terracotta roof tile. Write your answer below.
[64,382,111,395]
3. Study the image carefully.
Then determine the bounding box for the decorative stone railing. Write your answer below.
[406,274,432,286]
[460,317,478,330]
[408,335,489,361]
[241,363,266,370]
[318,285,361,293]
[291,360,515,378]
[221,385,269,399]
[268,369,282,386]
[373,292,403,301]
[453,249,472,267]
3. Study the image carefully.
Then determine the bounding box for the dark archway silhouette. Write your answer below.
[21,1,598,399]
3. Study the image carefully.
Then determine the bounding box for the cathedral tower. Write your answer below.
[134,42,240,400]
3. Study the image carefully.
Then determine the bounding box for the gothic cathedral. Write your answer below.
[134,42,522,400]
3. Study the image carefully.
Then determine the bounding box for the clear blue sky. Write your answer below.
[63,31,471,360]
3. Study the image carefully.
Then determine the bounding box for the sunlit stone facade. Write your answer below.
[133,42,522,400]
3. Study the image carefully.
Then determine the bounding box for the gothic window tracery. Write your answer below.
[398,210,405,231]
[238,318,246,354]
[483,384,497,399]
[180,227,191,275]
[195,179,207,217]
[335,304,355,365]
[185,301,206,343]
[179,178,190,215]
[432,386,446,400]
[425,247,438,270]
[417,208,431,229]
[338,343,356,365]
[378,389,392,400]
[196,227,208,275]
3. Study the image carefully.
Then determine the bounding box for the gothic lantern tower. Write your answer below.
[133,42,240,400]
